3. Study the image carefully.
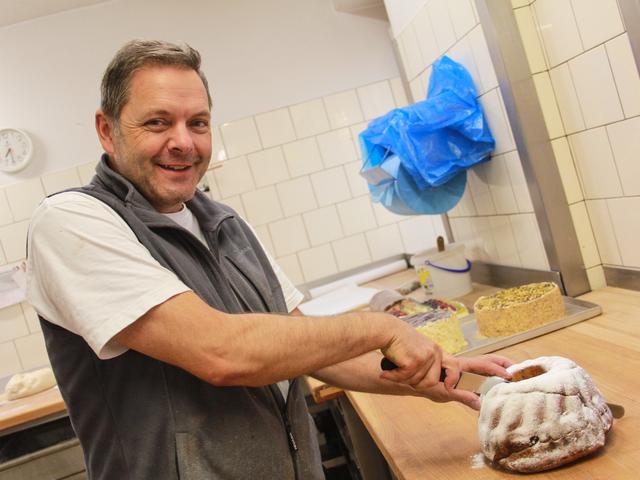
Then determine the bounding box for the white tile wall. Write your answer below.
[467,25,499,94]
[399,24,424,80]
[398,216,438,254]
[241,186,284,226]
[283,138,324,177]
[549,63,585,134]
[484,154,519,214]
[510,213,549,270]
[248,147,290,187]
[276,177,318,216]
[427,0,457,53]
[275,254,305,287]
[323,90,364,129]
[0,304,29,343]
[447,0,477,39]
[568,46,624,129]
[479,89,516,155]
[254,108,297,149]
[534,0,583,67]
[413,7,440,69]
[344,161,369,197]
[297,244,338,282]
[489,216,521,266]
[0,189,13,226]
[390,78,409,107]
[0,342,22,377]
[569,201,600,268]
[533,72,565,139]
[606,116,640,196]
[289,99,331,139]
[606,34,640,119]
[77,161,98,185]
[5,178,45,221]
[332,234,372,271]
[219,117,262,157]
[567,128,622,199]
[303,206,344,246]
[310,167,352,207]
[15,333,49,370]
[467,163,496,216]
[214,156,256,198]
[604,197,640,267]
[357,81,396,121]
[269,216,309,257]
[366,224,405,261]
[586,200,622,265]
[41,167,82,195]
[570,0,624,51]
[0,221,30,262]
[316,128,358,168]
[337,196,377,236]
[550,138,582,205]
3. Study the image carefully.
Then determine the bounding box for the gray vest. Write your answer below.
[38,156,324,479]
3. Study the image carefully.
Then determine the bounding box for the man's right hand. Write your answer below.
[378,316,445,390]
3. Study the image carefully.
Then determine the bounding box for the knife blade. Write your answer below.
[380,357,502,394]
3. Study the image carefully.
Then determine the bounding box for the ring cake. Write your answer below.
[473,282,565,337]
[478,356,613,473]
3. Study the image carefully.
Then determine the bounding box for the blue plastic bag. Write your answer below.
[359,56,495,214]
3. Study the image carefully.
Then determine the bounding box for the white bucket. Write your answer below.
[410,243,472,299]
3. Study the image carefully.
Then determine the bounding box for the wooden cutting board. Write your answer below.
[0,387,65,434]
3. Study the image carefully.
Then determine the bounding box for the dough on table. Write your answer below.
[4,367,56,400]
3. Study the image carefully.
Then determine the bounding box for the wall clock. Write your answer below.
[0,128,34,173]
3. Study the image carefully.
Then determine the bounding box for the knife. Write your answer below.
[380,358,625,417]
[380,358,501,395]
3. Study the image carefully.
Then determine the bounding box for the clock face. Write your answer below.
[0,128,33,173]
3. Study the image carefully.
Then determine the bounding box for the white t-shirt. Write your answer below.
[27,192,304,361]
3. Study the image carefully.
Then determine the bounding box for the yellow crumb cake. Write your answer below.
[473,282,565,337]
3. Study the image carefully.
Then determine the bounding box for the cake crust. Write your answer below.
[474,282,565,337]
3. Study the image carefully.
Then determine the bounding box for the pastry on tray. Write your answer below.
[473,282,565,337]
[369,290,468,354]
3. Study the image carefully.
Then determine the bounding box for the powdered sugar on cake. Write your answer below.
[477,356,613,473]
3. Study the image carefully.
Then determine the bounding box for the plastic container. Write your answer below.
[410,243,472,299]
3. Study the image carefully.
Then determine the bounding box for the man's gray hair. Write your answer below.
[100,39,212,120]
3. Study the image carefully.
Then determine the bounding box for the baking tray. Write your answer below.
[455,296,602,357]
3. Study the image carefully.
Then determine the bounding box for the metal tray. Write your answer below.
[455,296,602,357]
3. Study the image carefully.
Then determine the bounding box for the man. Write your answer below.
[27,40,511,479]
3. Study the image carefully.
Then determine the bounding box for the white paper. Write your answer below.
[0,262,27,309]
[298,283,379,316]
[308,259,406,298]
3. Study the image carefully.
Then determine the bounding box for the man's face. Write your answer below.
[103,65,212,213]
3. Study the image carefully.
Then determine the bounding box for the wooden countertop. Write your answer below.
[346,286,639,479]
[0,387,65,434]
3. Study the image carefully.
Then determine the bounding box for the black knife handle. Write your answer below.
[380,358,447,382]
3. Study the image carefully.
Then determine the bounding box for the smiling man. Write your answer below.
[27,40,511,479]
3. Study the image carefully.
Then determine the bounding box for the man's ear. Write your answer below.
[95,110,117,156]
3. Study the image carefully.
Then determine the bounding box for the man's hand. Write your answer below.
[378,317,444,390]
[414,354,513,410]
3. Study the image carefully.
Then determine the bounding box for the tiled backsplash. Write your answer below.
[0,76,447,376]
[391,0,550,273]
[390,0,640,292]
[518,0,640,288]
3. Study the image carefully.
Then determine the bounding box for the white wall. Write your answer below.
[0,0,399,186]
